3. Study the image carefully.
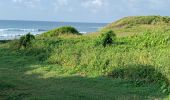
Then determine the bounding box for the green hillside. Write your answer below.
[0,16,170,100]
[106,16,170,28]
[100,16,170,36]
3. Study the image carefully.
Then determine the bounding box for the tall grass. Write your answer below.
[40,26,81,38]
[6,19,170,94]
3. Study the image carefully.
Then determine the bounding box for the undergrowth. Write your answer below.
[4,17,170,96]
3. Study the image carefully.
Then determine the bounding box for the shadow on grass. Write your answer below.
[108,64,170,94]
[0,47,169,100]
[0,40,11,43]
[114,41,127,45]
[1,74,169,100]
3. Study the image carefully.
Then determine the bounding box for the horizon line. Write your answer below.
[0,19,109,24]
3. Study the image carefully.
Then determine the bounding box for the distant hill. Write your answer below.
[99,16,170,36]
[105,16,170,29]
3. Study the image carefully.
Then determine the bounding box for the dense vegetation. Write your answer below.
[0,16,170,99]
[19,33,35,48]
[41,26,81,37]
[99,30,116,47]
[101,16,170,37]
[105,16,170,29]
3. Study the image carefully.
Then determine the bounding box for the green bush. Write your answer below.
[19,33,35,48]
[41,26,81,37]
[108,65,168,84]
[100,30,116,47]
[108,64,170,93]
[55,26,79,34]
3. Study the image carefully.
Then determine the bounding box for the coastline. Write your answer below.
[0,20,106,41]
[0,40,11,43]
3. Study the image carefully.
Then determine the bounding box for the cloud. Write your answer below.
[53,0,74,12]
[82,0,104,8]
[53,0,68,9]
[12,0,40,8]
[12,0,22,3]
[122,0,170,9]
[9,0,170,22]
[55,0,68,6]
[81,0,107,12]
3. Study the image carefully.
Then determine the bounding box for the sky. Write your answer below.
[0,0,170,23]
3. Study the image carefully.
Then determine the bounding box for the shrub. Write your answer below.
[108,64,169,85]
[100,30,116,47]
[19,33,35,48]
[55,26,80,34]
[41,26,81,37]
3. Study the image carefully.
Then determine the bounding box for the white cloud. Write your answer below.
[12,0,22,3]
[12,0,40,8]
[81,0,106,12]
[53,0,68,10]
[82,0,103,8]
[56,0,68,6]
[53,0,74,12]
[122,0,170,9]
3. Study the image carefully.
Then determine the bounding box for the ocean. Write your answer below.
[0,20,107,40]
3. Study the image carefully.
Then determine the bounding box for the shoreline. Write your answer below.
[0,31,88,41]
[0,40,11,43]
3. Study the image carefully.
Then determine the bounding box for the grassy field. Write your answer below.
[0,16,170,100]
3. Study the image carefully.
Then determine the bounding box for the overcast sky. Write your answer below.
[0,0,170,23]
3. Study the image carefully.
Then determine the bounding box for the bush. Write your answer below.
[100,30,116,47]
[41,26,81,37]
[19,33,35,48]
[56,26,80,34]
[108,64,170,93]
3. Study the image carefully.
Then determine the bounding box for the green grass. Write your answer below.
[105,16,170,29]
[40,26,81,38]
[0,16,170,99]
[99,16,170,36]
[0,49,168,100]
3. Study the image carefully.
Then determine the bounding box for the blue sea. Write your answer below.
[0,20,107,40]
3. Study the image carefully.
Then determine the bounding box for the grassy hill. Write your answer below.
[106,16,170,29]
[0,16,170,99]
[99,16,170,36]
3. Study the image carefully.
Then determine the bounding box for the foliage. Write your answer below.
[99,16,170,37]
[0,16,170,99]
[105,16,170,29]
[41,26,81,37]
[108,64,169,85]
[100,30,116,47]
[19,33,35,48]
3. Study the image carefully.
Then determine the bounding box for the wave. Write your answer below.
[0,28,47,32]
[90,27,103,29]
[80,31,87,34]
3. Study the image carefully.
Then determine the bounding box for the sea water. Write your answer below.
[0,20,107,40]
